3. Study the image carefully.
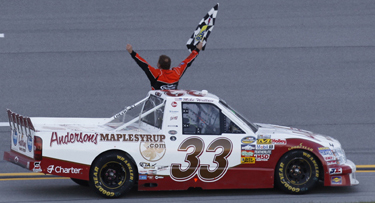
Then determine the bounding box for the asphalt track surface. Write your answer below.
[1,0,375,202]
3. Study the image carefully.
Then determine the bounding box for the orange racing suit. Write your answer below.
[129,49,200,90]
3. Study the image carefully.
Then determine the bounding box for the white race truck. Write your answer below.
[4,90,358,198]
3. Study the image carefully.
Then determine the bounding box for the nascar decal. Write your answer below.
[186,3,219,52]
[171,137,232,182]
[241,136,256,144]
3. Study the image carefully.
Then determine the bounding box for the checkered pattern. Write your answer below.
[186,3,219,52]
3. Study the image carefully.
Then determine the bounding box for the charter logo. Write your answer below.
[47,165,82,174]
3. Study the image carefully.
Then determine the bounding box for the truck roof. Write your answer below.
[148,90,220,102]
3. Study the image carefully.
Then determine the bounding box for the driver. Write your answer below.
[126,42,203,90]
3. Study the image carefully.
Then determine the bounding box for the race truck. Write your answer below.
[3,90,358,198]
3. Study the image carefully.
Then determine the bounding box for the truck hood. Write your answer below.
[255,123,342,148]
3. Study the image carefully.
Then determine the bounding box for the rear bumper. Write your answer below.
[3,150,37,171]
[325,159,359,186]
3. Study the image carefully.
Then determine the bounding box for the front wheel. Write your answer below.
[89,152,136,198]
[275,150,320,194]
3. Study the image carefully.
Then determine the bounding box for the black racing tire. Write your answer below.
[71,178,89,187]
[275,150,320,194]
[89,151,136,198]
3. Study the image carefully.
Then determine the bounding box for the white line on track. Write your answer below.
[0,33,4,38]
[0,122,9,127]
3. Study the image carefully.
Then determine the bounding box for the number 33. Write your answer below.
[171,137,232,182]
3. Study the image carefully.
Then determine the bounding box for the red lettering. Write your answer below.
[50,132,58,146]
[50,132,98,146]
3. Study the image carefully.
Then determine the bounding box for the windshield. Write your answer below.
[219,100,258,133]
[105,95,165,130]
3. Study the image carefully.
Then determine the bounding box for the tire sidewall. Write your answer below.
[275,150,320,194]
[89,152,136,198]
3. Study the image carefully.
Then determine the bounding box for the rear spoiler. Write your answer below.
[7,109,36,135]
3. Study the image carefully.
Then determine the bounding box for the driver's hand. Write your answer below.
[196,42,203,51]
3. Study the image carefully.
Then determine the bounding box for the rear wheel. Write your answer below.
[89,152,136,198]
[275,150,320,194]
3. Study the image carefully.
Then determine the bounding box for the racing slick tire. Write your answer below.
[89,151,136,198]
[275,150,320,194]
[71,178,89,186]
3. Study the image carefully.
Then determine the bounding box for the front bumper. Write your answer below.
[325,159,359,186]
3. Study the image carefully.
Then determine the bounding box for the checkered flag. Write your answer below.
[186,3,219,52]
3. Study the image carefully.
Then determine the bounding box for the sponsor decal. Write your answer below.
[50,132,98,147]
[272,139,287,145]
[256,144,274,150]
[323,155,336,161]
[171,101,177,107]
[18,138,27,152]
[331,176,342,185]
[169,110,179,113]
[139,175,147,180]
[139,162,157,169]
[318,147,333,156]
[258,135,271,139]
[27,135,33,152]
[241,157,255,164]
[147,176,154,180]
[148,170,157,175]
[139,170,147,174]
[168,130,177,135]
[140,141,166,162]
[288,143,313,151]
[14,156,19,163]
[256,154,270,161]
[241,144,256,150]
[241,136,256,144]
[46,165,82,174]
[157,166,169,171]
[168,125,178,127]
[241,150,254,157]
[12,130,18,146]
[329,168,342,175]
[170,116,178,121]
[155,176,164,179]
[33,162,42,172]
[254,150,272,154]
[170,136,176,141]
[100,134,165,143]
[257,139,272,144]
[327,160,337,165]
